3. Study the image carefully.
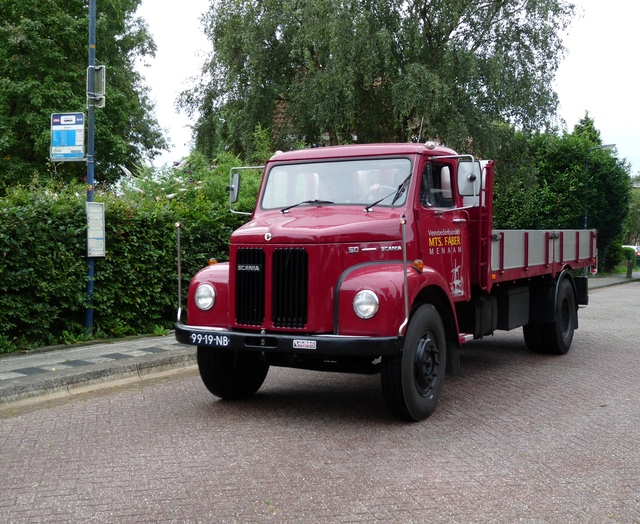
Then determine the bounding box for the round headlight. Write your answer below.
[194,284,216,310]
[353,290,379,319]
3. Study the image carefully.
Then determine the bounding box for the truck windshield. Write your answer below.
[261,158,412,210]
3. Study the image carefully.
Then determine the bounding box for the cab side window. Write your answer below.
[420,163,453,208]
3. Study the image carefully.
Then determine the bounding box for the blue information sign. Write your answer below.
[51,113,85,161]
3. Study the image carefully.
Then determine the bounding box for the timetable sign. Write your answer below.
[51,113,85,161]
[86,202,106,257]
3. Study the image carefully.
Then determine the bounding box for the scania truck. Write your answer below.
[175,142,596,421]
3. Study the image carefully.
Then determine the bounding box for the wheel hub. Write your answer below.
[414,334,439,395]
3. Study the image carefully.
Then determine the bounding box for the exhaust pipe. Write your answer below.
[175,222,182,323]
[399,215,409,337]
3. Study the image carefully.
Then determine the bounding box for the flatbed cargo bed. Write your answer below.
[490,229,597,283]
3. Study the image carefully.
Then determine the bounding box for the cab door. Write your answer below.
[415,158,470,301]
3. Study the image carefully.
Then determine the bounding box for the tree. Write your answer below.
[572,110,601,144]
[624,188,640,245]
[0,0,167,192]
[181,0,575,159]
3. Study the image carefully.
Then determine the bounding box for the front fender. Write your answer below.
[335,261,452,337]
[186,262,230,327]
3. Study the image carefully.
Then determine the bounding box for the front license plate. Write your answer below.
[189,333,230,347]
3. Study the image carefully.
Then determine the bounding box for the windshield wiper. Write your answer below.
[365,175,411,212]
[391,175,412,205]
[280,199,334,213]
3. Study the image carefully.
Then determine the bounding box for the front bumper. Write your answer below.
[175,323,401,357]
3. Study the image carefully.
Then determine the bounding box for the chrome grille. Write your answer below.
[235,247,309,328]
[272,248,308,328]
[235,248,265,325]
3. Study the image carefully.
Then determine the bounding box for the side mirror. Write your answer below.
[441,166,452,199]
[228,171,240,204]
[457,160,481,198]
[228,164,263,216]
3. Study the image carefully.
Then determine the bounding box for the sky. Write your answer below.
[135,1,209,167]
[136,0,639,175]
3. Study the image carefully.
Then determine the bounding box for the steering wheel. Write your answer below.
[367,184,396,201]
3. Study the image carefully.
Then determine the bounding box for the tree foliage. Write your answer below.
[0,0,167,193]
[493,114,632,271]
[624,187,640,245]
[181,0,574,159]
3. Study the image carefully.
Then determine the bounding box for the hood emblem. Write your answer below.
[265,232,272,241]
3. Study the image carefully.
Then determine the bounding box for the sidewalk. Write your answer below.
[0,334,195,407]
[1,272,639,407]
[587,270,640,289]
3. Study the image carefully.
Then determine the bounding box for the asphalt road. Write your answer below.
[0,282,639,523]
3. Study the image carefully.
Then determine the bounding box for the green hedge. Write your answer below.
[0,185,88,350]
[0,153,261,353]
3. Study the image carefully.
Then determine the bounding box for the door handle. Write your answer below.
[452,218,467,224]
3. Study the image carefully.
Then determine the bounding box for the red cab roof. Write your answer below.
[267,143,458,162]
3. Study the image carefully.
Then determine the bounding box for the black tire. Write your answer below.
[523,323,545,353]
[524,278,576,355]
[381,304,446,421]
[540,278,576,355]
[197,347,269,400]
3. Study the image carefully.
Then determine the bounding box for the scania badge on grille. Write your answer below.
[237,264,261,271]
[265,232,272,241]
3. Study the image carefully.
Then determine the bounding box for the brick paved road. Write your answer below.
[1,283,639,523]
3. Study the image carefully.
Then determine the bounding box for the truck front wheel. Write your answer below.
[381,304,446,421]
[197,347,269,400]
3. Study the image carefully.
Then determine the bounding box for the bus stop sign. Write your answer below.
[51,113,85,161]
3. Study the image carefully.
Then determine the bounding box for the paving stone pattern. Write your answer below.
[0,337,195,404]
[0,346,173,381]
[0,283,639,522]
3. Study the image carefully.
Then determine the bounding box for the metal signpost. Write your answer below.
[49,103,104,335]
[48,0,106,336]
[84,0,100,336]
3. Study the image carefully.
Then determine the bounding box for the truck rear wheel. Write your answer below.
[524,278,576,355]
[523,323,545,353]
[381,304,446,421]
[540,278,576,355]
[197,347,269,400]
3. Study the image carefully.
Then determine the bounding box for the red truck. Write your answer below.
[175,142,596,421]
